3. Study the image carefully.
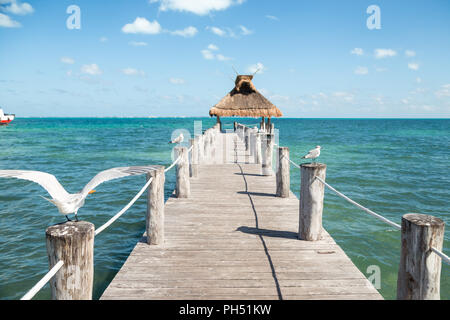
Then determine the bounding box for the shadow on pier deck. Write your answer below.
[101,133,382,300]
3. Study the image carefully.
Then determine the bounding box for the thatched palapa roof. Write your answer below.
[209,75,283,118]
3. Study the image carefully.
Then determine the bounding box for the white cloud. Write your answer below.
[61,57,75,65]
[122,17,162,34]
[265,15,278,21]
[169,78,185,85]
[122,68,145,76]
[374,48,397,59]
[150,0,244,15]
[350,48,364,56]
[405,50,416,57]
[100,37,108,43]
[216,54,231,61]
[375,67,388,72]
[408,63,419,71]
[354,66,368,75]
[81,64,102,75]
[246,62,265,74]
[170,26,198,37]
[239,25,253,35]
[1,0,33,15]
[333,91,354,102]
[207,26,226,37]
[0,13,20,27]
[201,49,215,60]
[435,84,450,98]
[208,44,219,51]
[129,41,148,47]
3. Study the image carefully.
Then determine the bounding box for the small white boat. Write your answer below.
[0,108,15,125]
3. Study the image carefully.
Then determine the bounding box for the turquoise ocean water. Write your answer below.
[0,118,448,300]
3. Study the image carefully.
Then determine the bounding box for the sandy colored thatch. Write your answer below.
[209,75,283,118]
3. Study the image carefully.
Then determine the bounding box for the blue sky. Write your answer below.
[0,0,449,117]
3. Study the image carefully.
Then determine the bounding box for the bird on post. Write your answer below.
[0,166,156,222]
[169,133,184,144]
[302,146,321,163]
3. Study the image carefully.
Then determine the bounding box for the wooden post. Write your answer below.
[175,146,190,198]
[299,163,326,241]
[234,121,237,132]
[190,138,198,178]
[397,213,445,300]
[203,131,210,164]
[146,165,165,245]
[276,147,290,198]
[261,133,274,176]
[244,127,249,151]
[46,221,94,300]
[255,133,262,165]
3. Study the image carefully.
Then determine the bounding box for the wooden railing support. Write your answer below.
[46,221,94,300]
[299,163,327,241]
[261,133,274,176]
[175,146,190,198]
[276,147,290,198]
[190,138,198,178]
[146,165,165,245]
[397,213,445,300]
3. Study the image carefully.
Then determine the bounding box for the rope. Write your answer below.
[21,260,64,300]
[315,177,449,265]
[315,176,401,230]
[164,155,181,173]
[432,247,450,265]
[281,154,300,169]
[95,178,153,236]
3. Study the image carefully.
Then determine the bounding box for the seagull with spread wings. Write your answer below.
[0,166,156,221]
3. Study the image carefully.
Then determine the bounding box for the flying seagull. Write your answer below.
[0,166,157,221]
[169,133,184,144]
[302,146,321,163]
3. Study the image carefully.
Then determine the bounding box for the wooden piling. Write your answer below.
[255,133,262,165]
[190,138,198,178]
[397,213,445,300]
[276,147,290,198]
[46,221,94,300]
[261,133,274,176]
[146,166,165,245]
[175,146,190,198]
[299,163,327,241]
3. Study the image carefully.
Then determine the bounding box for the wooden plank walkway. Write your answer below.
[101,133,382,300]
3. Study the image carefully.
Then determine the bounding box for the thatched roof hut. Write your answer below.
[209,75,283,118]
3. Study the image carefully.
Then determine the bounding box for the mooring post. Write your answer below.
[276,147,290,198]
[299,163,326,241]
[261,133,274,176]
[203,131,210,164]
[175,146,190,198]
[244,127,250,152]
[46,221,94,300]
[234,121,237,132]
[190,138,198,178]
[397,213,445,300]
[146,165,165,245]
[255,133,262,165]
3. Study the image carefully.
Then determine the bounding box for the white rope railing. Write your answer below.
[431,247,450,265]
[164,155,181,173]
[282,154,300,169]
[315,175,450,265]
[315,175,401,230]
[95,177,153,236]
[21,260,64,300]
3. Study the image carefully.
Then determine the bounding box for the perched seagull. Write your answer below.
[0,166,156,222]
[302,146,321,163]
[169,133,184,144]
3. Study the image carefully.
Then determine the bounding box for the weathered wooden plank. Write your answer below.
[101,132,382,300]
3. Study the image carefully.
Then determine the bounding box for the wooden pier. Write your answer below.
[101,131,383,300]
